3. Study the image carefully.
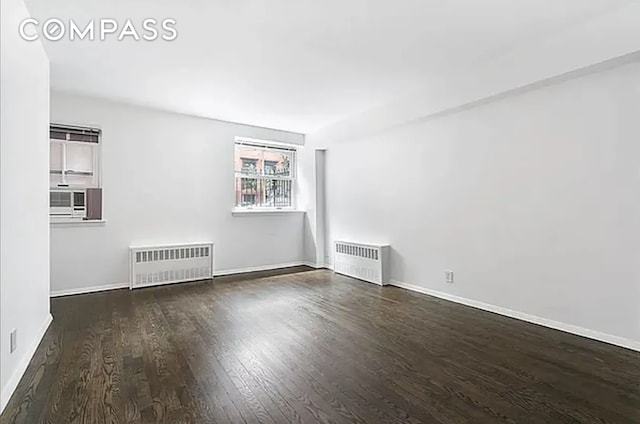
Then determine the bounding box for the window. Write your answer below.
[234,139,296,209]
[241,158,258,172]
[264,160,278,175]
[241,194,257,206]
[49,124,103,220]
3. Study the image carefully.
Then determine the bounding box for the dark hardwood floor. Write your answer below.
[2,268,639,423]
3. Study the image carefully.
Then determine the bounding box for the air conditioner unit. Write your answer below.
[50,189,86,218]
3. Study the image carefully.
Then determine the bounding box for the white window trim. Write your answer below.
[233,136,298,212]
[231,209,305,216]
[50,122,103,189]
[235,136,299,150]
[50,219,108,227]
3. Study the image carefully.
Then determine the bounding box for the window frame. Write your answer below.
[49,123,103,222]
[233,137,297,211]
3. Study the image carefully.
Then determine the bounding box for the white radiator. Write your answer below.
[333,241,390,285]
[129,242,214,289]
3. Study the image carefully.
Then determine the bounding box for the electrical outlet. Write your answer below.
[445,270,454,284]
[10,329,17,353]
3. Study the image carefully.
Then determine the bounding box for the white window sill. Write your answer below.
[50,219,107,226]
[232,209,305,216]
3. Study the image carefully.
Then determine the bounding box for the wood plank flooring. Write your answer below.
[2,267,639,423]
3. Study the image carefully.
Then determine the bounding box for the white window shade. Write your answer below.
[64,143,98,187]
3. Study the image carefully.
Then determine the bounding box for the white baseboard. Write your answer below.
[390,280,640,352]
[50,282,129,297]
[1,313,53,413]
[301,261,331,269]
[49,263,317,297]
[214,261,310,276]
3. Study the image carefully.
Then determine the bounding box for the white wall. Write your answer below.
[306,59,640,346]
[50,92,305,294]
[298,147,327,266]
[309,2,640,145]
[0,0,51,411]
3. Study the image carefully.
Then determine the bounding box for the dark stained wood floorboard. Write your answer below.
[2,267,639,424]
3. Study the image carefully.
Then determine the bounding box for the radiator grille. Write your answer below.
[130,243,214,289]
[335,242,379,260]
[134,246,210,263]
[334,241,389,285]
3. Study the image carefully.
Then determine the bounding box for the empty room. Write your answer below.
[1,0,639,423]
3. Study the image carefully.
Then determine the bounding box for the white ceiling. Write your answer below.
[26,0,633,133]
